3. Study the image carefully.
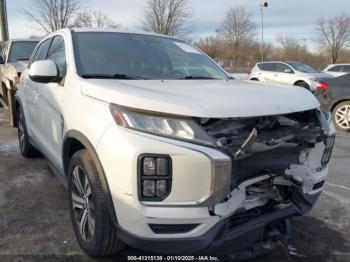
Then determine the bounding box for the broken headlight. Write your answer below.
[110,105,215,146]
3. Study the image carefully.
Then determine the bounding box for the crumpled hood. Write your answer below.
[10,61,29,73]
[80,79,320,118]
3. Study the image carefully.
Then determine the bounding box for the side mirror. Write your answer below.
[284,68,293,74]
[29,60,59,83]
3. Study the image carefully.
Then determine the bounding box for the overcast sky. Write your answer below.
[6,0,350,50]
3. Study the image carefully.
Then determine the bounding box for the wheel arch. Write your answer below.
[63,130,118,225]
[330,99,350,113]
[293,80,307,86]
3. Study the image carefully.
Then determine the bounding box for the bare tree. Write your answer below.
[196,36,220,59]
[74,10,121,28]
[315,14,350,63]
[22,0,83,34]
[220,6,256,71]
[142,0,193,37]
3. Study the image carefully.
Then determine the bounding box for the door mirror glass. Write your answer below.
[29,60,59,83]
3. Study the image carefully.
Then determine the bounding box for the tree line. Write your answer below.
[21,0,350,72]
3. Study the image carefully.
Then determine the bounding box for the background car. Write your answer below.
[323,64,350,77]
[315,73,350,132]
[0,39,39,127]
[249,61,333,92]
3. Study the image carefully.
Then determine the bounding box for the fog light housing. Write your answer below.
[138,154,172,201]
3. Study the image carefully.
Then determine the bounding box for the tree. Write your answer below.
[73,10,121,28]
[22,0,83,34]
[276,34,308,61]
[315,14,350,63]
[220,6,256,71]
[196,36,220,59]
[142,0,193,37]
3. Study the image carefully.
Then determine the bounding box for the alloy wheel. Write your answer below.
[335,105,350,130]
[71,166,95,242]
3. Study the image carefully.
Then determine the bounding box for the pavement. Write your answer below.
[0,107,350,261]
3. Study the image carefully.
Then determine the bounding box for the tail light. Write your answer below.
[316,81,329,91]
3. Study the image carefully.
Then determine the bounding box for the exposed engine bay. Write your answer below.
[198,109,335,218]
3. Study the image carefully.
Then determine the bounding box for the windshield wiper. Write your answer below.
[81,73,148,80]
[178,76,219,80]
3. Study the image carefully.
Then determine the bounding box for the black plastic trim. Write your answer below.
[149,224,200,234]
[62,130,118,225]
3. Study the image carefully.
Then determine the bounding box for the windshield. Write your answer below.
[286,62,318,73]
[8,41,38,63]
[73,32,228,80]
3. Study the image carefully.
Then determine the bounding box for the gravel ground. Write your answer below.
[0,108,350,261]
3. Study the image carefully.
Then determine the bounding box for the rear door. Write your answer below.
[258,63,277,82]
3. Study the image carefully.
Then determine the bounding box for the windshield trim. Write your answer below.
[72,31,229,81]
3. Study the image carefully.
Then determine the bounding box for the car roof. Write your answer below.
[327,63,350,66]
[8,39,40,42]
[70,28,183,41]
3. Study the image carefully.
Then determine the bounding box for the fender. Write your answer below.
[63,130,118,225]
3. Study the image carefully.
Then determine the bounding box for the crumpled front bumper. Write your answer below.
[117,191,320,254]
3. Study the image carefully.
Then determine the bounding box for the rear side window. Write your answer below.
[47,36,67,78]
[32,39,51,63]
[328,65,342,72]
[342,65,350,72]
[258,63,277,72]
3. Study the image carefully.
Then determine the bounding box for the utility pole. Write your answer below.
[260,1,268,62]
[0,0,9,42]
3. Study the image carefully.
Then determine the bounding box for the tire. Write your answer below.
[68,149,125,256]
[294,81,310,90]
[250,78,259,81]
[17,106,39,158]
[332,101,350,132]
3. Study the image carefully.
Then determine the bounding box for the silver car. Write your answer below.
[249,61,333,92]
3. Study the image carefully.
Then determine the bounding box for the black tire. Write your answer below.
[332,101,350,132]
[17,106,39,158]
[250,78,259,81]
[294,81,310,90]
[68,149,125,257]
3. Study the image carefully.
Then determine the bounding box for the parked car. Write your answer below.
[0,39,39,127]
[323,64,350,77]
[16,28,335,256]
[249,61,333,92]
[315,73,350,132]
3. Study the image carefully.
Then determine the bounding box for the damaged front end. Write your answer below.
[198,109,335,218]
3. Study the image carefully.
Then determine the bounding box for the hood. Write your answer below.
[10,61,29,73]
[298,72,333,80]
[80,79,320,118]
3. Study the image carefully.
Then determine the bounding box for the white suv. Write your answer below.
[323,64,350,77]
[250,61,333,92]
[16,29,335,256]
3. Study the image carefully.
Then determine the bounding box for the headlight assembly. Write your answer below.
[110,104,215,146]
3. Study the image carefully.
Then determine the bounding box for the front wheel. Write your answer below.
[68,149,125,256]
[332,101,350,132]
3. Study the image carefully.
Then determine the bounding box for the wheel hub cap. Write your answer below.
[71,166,95,242]
[335,105,350,129]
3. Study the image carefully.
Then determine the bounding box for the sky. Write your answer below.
[5,0,350,50]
